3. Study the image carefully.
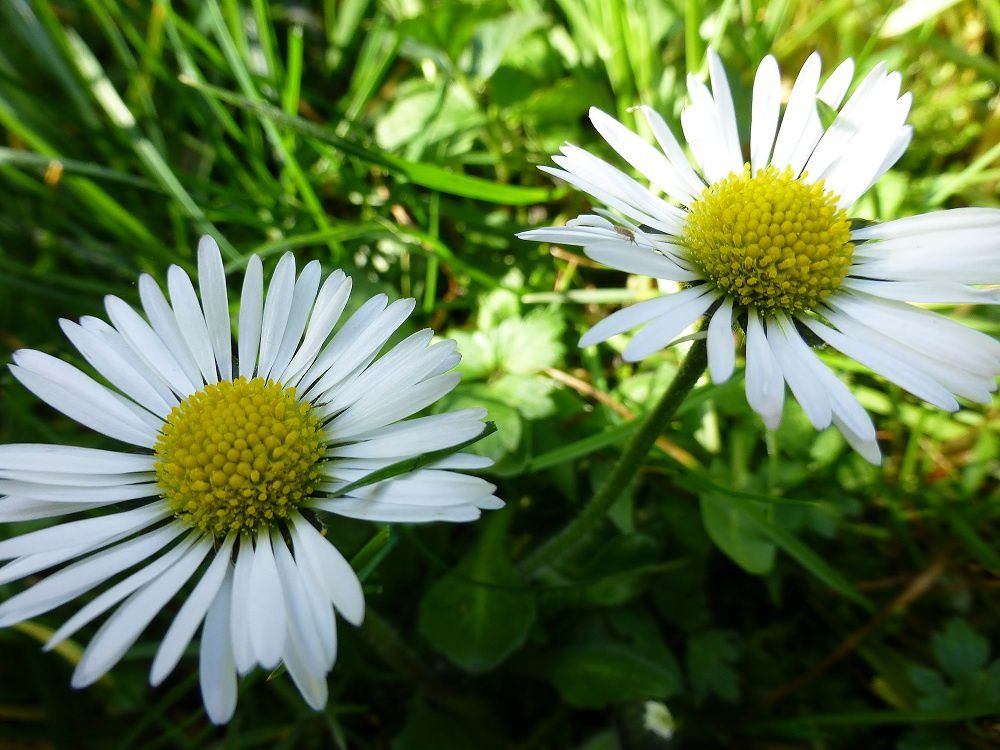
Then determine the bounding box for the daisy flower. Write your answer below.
[519,49,1000,463]
[0,237,500,723]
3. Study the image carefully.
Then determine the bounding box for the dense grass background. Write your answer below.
[1,0,999,747]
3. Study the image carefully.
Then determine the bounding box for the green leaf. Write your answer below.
[450,330,497,380]
[687,630,742,704]
[374,80,483,153]
[460,12,548,81]
[541,642,682,708]
[493,311,565,374]
[700,491,776,575]
[488,374,557,420]
[418,511,536,673]
[721,491,874,610]
[932,619,990,683]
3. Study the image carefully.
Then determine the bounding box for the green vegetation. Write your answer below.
[1,0,998,747]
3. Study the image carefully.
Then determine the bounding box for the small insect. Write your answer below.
[613,225,636,244]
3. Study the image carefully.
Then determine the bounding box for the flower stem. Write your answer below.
[522,338,708,574]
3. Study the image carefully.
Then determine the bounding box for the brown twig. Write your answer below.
[543,367,700,468]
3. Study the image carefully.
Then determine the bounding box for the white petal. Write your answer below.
[850,207,1000,240]
[622,289,718,362]
[237,255,264,379]
[273,535,330,709]
[829,92,911,207]
[706,48,743,175]
[770,52,821,175]
[430,453,494,470]
[137,275,206,390]
[0,544,92,589]
[305,298,417,403]
[0,497,102,522]
[0,523,184,627]
[681,78,729,183]
[167,265,219,385]
[579,286,711,347]
[247,530,286,670]
[817,58,854,107]
[197,236,233,381]
[279,271,351,385]
[78,316,179,408]
[10,352,157,447]
[329,409,488,458]
[315,498,481,523]
[71,537,211,687]
[822,305,996,403]
[105,295,197,398]
[804,62,889,184]
[317,330,441,415]
[229,538,256,675]
[707,298,736,383]
[60,320,173,418]
[750,55,781,174]
[800,314,959,411]
[540,161,684,236]
[151,534,236,686]
[294,293,387,393]
[634,105,706,198]
[583,240,700,281]
[0,444,154,474]
[256,253,297,379]
[200,568,238,724]
[46,531,200,649]
[0,500,167,560]
[327,372,461,439]
[290,515,364,626]
[766,315,832,429]
[842,278,1000,305]
[829,293,1000,375]
[266,260,322,381]
[588,107,697,205]
[0,480,159,503]
[744,310,785,430]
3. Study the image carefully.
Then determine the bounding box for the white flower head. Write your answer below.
[0,237,501,723]
[520,49,1000,464]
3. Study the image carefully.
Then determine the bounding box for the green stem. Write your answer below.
[522,338,708,574]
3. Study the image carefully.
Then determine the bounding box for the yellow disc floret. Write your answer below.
[683,165,853,312]
[154,377,324,537]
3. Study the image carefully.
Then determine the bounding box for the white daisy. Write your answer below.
[519,49,1000,463]
[0,236,500,723]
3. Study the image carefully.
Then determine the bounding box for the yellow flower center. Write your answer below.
[154,377,324,536]
[682,165,853,312]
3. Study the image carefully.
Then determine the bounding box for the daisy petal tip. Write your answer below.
[197,235,221,258]
[708,361,735,385]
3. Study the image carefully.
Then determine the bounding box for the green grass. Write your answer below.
[1,0,999,748]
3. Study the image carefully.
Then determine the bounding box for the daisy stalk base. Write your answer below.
[522,337,708,574]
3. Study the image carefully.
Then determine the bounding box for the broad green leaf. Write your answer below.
[700,491,776,575]
[932,619,990,682]
[493,311,565,374]
[459,12,548,81]
[418,511,536,673]
[450,330,497,380]
[488,374,557,420]
[687,630,742,704]
[541,642,681,708]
